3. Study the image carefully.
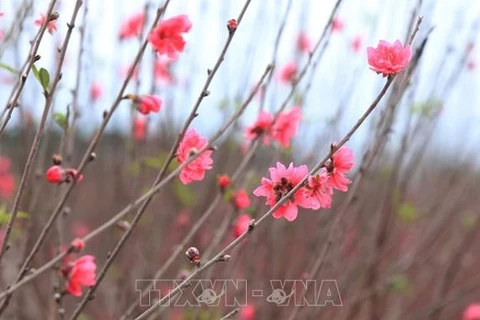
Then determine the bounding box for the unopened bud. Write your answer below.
[116,220,131,231]
[185,247,201,266]
[52,154,62,165]
[48,12,60,22]
[227,19,238,33]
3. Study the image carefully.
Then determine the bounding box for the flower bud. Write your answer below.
[71,238,85,252]
[227,19,237,33]
[185,247,201,266]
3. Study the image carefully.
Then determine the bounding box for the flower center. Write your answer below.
[250,126,264,136]
[188,147,199,158]
[272,177,294,202]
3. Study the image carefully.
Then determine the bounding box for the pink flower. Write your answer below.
[176,129,213,185]
[134,95,162,115]
[119,12,145,40]
[303,170,333,209]
[331,18,344,32]
[90,81,102,102]
[155,59,174,83]
[65,255,97,297]
[244,110,273,144]
[253,162,310,221]
[464,303,480,320]
[239,305,256,320]
[351,35,363,53]
[175,209,190,228]
[279,62,297,84]
[34,14,57,34]
[297,32,311,53]
[233,214,251,239]
[72,221,90,238]
[367,40,412,76]
[133,116,147,141]
[148,15,192,59]
[271,106,302,148]
[326,146,355,192]
[232,189,251,210]
[0,157,15,200]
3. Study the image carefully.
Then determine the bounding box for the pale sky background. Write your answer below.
[0,0,479,159]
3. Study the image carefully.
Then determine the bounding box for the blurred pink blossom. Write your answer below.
[148,15,192,59]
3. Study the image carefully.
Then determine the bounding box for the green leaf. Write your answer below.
[388,274,412,295]
[143,156,164,169]
[39,68,50,92]
[397,202,417,223]
[53,112,67,130]
[173,181,197,207]
[18,211,30,219]
[32,64,40,82]
[461,212,477,229]
[128,161,140,176]
[0,62,19,74]
[0,205,30,225]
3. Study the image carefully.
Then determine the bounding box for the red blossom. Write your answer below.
[176,129,213,185]
[119,12,145,40]
[133,116,147,141]
[271,106,302,148]
[244,110,274,144]
[253,162,310,221]
[34,14,57,34]
[367,40,412,76]
[351,35,363,53]
[297,31,311,53]
[279,62,298,84]
[232,189,251,210]
[90,81,103,102]
[133,95,162,115]
[0,156,15,200]
[233,214,251,239]
[331,18,344,32]
[326,146,355,192]
[65,255,97,297]
[148,15,192,59]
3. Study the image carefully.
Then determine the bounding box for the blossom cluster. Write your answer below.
[254,146,355,221]
[245,106,302,148]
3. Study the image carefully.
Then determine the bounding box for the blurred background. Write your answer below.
[0,0,480,319]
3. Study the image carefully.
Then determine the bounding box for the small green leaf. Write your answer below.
[39,68,50,92]
[173,181,197,207]
[53,112,67,130]
[388,274,412,295]
[128,161,140,176]
[397,202,417,223]
[32,64,40,81]
[462,213,477,229]
[143,156,164,169]
[18,211,30,220]
[0,205,30,225]
[0,62,19,74]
